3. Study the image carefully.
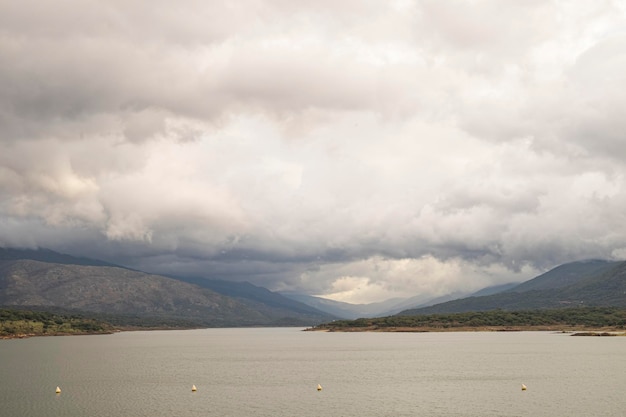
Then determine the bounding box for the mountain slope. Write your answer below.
[173,278,336,322]
[399,260,626,315]
[0,259,266,326]
[0,254,332,326]
[506,259,621,293]
[559,261,626,305]
[470,282,518,297]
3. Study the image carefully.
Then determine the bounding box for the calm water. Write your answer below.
[0,329,624,417]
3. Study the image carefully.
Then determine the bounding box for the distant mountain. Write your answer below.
[280,293,406,319]
[172,278,337,323]
[0,248,334,327]
[282,287,515,319]
[382,291,469,316]
[399,259,626,315]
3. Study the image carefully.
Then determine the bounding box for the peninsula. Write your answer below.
[306,307,626,335]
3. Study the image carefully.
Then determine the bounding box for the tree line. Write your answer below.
[313,307,626,331]
[0,308,113,337]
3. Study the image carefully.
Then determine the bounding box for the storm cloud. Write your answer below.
[2,1,626,303]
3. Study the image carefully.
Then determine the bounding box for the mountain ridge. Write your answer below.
[0,248,335,327]
[399,259,626,316]
[0,247,127,269]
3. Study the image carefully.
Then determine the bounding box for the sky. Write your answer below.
[1,1,626,304]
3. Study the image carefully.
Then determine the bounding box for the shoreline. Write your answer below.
[0,330,117,340]
[306,325,626,335]
[4,325,626,339]
[0,325,215,340]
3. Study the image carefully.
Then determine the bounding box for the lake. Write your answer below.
[0,328,624,416]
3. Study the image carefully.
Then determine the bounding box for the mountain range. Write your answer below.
[1,247,624,326]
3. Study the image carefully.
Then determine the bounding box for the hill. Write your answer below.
[0,248,334,327]
[399,260,626,316]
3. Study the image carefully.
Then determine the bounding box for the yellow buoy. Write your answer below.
[192,385,197,392]
[521,384,527,391]
[55,386,61,394]
[317,384,322,391]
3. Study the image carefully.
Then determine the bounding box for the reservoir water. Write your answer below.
[0,328,624,416]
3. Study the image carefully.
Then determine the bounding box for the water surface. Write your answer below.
[1,329,624,416]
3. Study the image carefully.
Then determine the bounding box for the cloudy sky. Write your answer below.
[1,1,626,304]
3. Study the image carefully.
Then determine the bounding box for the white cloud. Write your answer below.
[314,256,539,304]
[1,1,626,303]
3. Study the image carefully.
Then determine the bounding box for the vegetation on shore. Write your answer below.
[308,307,626,333]
[6,306,626,339]
[0,306,214,339]
[0,308,116,339]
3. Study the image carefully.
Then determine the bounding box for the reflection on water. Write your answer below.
[1,329,624,417]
